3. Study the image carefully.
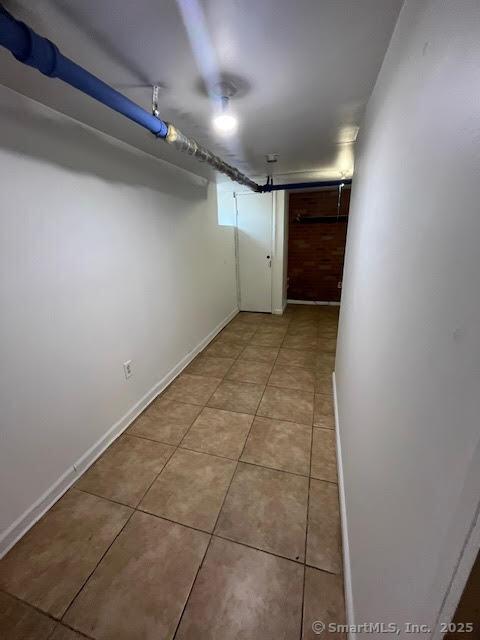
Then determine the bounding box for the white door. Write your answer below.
[235,192,273,312]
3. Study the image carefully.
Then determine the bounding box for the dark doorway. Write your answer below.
[445,550,480,639]
[287,187,350,302]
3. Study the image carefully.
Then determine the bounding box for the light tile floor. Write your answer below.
[0,304,345,640]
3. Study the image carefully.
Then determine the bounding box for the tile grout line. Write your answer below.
[130,319,261,640]
[80,311,338,518]
[170,531,212,640]
[47,620,96,640]
[102,350,242,640]
[288,313,316,639]
[288,310,339,638]
[59,435,181,629]
[192,312,335,640]
[166,315,258,401]
[174,311,340,603]
[58,507,135,627]
[301,394,316,640]
[81,486,340,575]
[210,533,317,569]
[250,315,306,640]
[170,315,297,638]
[171,341,265,640]
[60,436,176,622]
[141,322,262,527]
[0,589,97,640]
[2,309,342,638]
[0,522,343,630]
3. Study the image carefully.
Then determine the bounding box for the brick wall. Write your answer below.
[287,187,350,302]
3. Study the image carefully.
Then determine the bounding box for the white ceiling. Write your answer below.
[0,0,403,182]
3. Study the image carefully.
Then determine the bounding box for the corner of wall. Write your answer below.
[272,305,287,315]
[332,371,356,640]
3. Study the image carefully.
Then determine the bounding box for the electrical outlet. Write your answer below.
[123,360,133,379]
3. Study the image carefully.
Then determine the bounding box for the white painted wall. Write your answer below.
[335,0,480,636]
[0,85,238,553]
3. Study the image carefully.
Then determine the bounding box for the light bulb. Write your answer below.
[213,112,238,135]
[212,95,238,135]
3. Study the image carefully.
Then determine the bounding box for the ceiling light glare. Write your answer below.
[213,112,238,134]
[212,95,237,136]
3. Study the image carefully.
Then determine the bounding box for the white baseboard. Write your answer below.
[332,371,355,640]
[272,299,288,315]
[0,307,239,558]
[287,299,341,306]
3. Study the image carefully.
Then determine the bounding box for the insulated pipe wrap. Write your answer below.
[165,124,261,191]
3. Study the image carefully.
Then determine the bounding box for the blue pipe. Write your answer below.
[0,6,169,138]
[261,179,352,192]
[0,6,353,192]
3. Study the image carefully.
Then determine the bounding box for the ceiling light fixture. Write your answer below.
[213,95,238,135]
[266,153,278,164]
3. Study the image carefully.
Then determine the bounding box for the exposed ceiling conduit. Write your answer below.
[263,179,351,192]
[0,6,353,194]
[0,6,261,191]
